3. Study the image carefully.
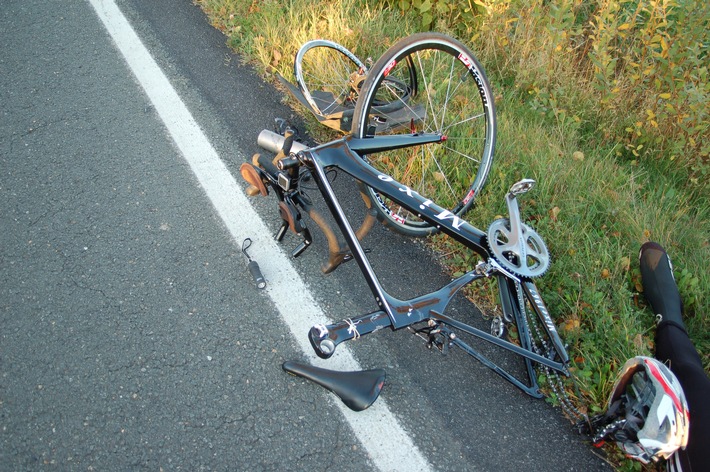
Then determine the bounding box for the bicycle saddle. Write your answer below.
[282,361,386,411]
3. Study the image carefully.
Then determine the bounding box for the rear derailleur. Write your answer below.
[409,321,456,355]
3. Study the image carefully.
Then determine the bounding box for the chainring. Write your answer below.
[487,218,550,278]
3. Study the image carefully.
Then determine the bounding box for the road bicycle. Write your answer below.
[241,33,570,411]
[278,33,496,238]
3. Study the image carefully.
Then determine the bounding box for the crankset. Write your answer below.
[487,179,550,278]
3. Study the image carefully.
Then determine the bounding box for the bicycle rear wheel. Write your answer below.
[352,33,496,237]
[294,40,365,125]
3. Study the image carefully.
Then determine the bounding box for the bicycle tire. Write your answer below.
[294,40,365,121]
[352,33,496,237]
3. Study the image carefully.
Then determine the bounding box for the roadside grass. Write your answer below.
[196,0,708,456]
[199,0,411,79]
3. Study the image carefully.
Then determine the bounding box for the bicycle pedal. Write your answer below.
[509,178,535,196]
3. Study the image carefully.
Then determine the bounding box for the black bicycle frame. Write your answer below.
[293,134,569,396]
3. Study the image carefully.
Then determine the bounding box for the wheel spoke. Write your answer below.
[352,33,496,236]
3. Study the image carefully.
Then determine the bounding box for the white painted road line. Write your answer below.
[87,1,433,470]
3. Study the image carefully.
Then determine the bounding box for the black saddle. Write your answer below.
[282,361,386,411]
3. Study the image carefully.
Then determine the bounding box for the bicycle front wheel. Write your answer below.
[352,33,496,237]
[294,40,365,124]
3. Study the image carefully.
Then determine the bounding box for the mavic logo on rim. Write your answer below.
[457,52,474,69]
[457,52,489,107]
[382,58,397,77]
[463,188,476,205]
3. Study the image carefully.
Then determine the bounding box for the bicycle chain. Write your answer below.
[591,418,627,444]
[514,282,587,422]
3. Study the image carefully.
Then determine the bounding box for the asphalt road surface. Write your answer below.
[1,0,612,470]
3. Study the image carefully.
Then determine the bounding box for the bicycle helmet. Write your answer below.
[603,356,690,463]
